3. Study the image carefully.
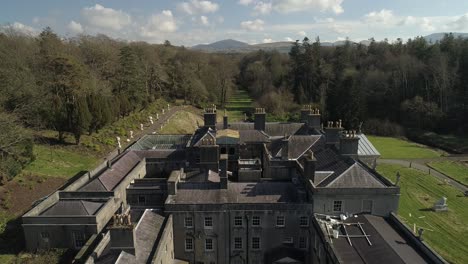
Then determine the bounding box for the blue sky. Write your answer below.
[1,0,467,45]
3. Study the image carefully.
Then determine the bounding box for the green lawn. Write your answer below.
[160,110,203,134]
[377,164,468,264]
[23,144,98,178]
[428,161,468,186]
[225,89,253,122]
[368,136,442,159]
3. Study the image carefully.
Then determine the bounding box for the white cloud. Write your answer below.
[178,0,219,15]
[263,38,273,43]
[82,4,131,31]
[364,9,395,25]
[1,22,38,35]
[238,0,254,5]
[67,20,83,34]
[272,0,344,14]
[253,2,272,15]
[141,10,177,38]
[447,13,468,30]
[329,23,350,34]
[421,17,435,32]
[200,15,209,26]
[285,37,294,41]
[298,30,307,36]
[241,19,265,31]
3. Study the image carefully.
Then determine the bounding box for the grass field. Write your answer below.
[23,144,99,178]
[160,110,203,134]
[225,89,253,122]
[428,161,468,186]
[377,164,468,263]
[368,136,442,159]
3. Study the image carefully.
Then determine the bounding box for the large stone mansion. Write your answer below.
[22,106,446,264]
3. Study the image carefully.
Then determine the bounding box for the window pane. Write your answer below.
[252,216,260,226]
[234,216,243,226]
[276,216,285,227]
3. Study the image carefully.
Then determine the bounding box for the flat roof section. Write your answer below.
[317,214,429,264]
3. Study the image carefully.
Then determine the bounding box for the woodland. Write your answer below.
[1,27,467,179]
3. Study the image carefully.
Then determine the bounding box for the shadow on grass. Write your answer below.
[34,134,75,147]
[0,217,24,256]
[419,208,435,212]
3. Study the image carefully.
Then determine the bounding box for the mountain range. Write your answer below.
[190,33,468,53]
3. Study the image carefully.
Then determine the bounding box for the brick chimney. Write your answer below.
[307,108,321,130]
[281,135,290,160]
[324,120,343,145]
[219,154,228,189]
[223,109,228,129]
[204,105,217,129]
[303,150,316,182]
[254,108,266,131]
[339,130,360,158]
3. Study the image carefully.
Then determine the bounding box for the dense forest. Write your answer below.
[1,27,468,179]
[0,27,238,179]
[238,36,468,136]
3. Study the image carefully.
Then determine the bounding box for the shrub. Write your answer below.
[363,118,405,137]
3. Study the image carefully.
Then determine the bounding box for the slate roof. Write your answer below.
[318,214,429,264]
[41,200,104,216]
[113,210,167,264]
[218,122,307,137]
[270,135,321,159]
[321,163,387,188]
[80,151,141,191]
[239,130,270,144]
[168,182,301,204]
[189,127,216,147]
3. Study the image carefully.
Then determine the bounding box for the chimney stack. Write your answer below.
[300,105,312,122]
[307,108,321,131]
[204,105,217,129]
[199,137,219,172]
[254,108,266,131]
[110,213,136,255]
[281,135,290,160]
[339,130,360,158]
[324,120,343,145]
[223,109,228,129]
[304,150,316,182]
[219,154,228,189]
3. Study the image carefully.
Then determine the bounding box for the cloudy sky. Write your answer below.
[1,0,468,45]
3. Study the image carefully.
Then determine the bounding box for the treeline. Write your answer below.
[0,27,237,179]
[238,35,468,135]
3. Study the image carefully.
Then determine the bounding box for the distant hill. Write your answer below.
[191,39,250,52]
[424,32,468,43]
[190,39,368,53]
[190,33,468,53]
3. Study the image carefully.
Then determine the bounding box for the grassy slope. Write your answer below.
[377,164,468,263]
[225,90,253,122]
[428,161,468,186]
[23,145,98,178]
[367,136,442,159]
[159,110,203,134]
